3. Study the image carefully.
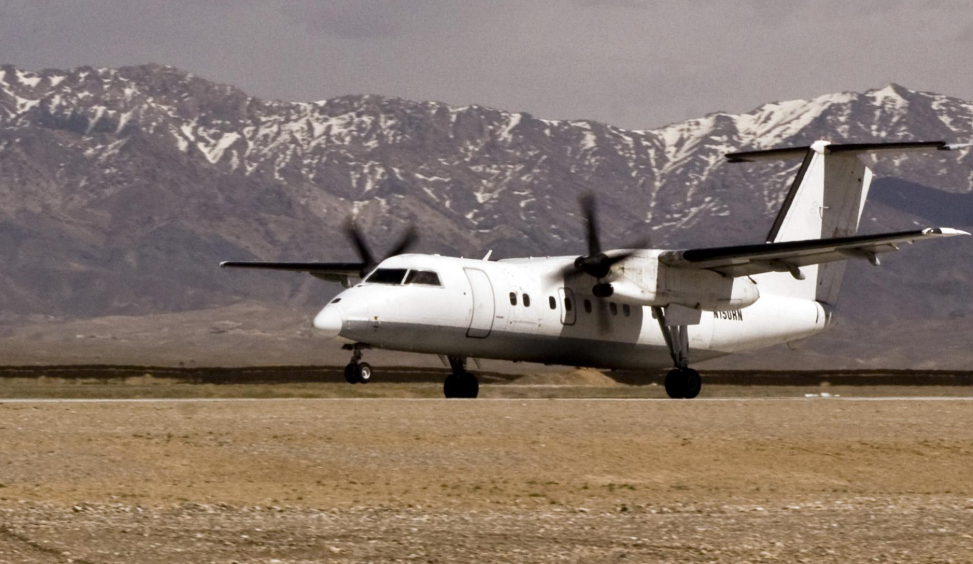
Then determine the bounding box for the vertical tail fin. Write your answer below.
[765,141,872,304]
[726,140,960,305]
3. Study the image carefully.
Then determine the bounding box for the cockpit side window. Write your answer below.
[365,268,408,285]
[405,270,442,287]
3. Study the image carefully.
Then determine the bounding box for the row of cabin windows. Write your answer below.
[363,270,627,319]
[582,298,632,317]
[512,292,632,318]
[509,292,532,307]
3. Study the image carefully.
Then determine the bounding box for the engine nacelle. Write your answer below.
[599,264,760,311]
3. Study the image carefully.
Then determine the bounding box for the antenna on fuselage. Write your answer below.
[482,250,493,261]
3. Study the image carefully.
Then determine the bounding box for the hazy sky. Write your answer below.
[1,0,972,129]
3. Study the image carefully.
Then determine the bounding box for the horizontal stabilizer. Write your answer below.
[726,140,970,163]
[659,228,969,278]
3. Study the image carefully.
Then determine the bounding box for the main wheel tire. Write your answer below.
[344,363,360,384]
[443,373,460,398]
[357,362,373,384]
[459,372,479,399]
[664,369,684,399]
[683,369,701,399]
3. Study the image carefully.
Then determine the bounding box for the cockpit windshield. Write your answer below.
[364,268,442,287]
[365,268,408,285]
[405,270,441,286]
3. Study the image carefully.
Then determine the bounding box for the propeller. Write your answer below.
[343,217,418,277]
[561,194,649,282]
[556,194,650,333]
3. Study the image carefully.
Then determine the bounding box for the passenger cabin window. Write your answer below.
[564,297,573,312]
[366,268,408,285]
[509,292,518,306]
[523,294,531,307]
[549,296,556,309]
[610,302,618,316]
[623,304,631,317]
[405,270,441,286]
[584,299,592,313]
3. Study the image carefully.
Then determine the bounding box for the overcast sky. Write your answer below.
[1,0,972,129]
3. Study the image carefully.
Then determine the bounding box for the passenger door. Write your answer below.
[464,268,495,338]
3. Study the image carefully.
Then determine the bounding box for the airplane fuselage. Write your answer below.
[314,253,828,370]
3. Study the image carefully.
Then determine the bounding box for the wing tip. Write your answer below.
[943,142,973,151]
[922,227,971,237]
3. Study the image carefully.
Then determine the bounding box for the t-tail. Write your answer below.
[725,140,971,306]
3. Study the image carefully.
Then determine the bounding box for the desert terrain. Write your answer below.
[1,387,973,563]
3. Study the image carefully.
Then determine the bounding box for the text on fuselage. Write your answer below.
[713,310,744,321]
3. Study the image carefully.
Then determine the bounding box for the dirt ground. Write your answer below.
[1,397,972,563]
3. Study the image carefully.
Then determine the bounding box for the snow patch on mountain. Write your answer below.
[16,69,41,88]
[198,132,240,164]
[869,84,910,113]
[736,91,858,145]
[498,113,521,143]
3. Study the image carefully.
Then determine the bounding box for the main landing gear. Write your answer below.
[652,306,702,399]
[664,367,702,399]
[343,345,372,384]
[443,356,479,399]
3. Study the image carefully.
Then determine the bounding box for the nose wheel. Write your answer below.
[343,345,372,384]
[344,361,372,384]
[443,356,479,398]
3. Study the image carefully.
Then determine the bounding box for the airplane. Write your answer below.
[221,140,970,399]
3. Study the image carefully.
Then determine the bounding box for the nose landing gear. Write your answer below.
[443,356,479,398]
[343,345,372,384]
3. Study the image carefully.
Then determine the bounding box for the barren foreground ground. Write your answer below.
[1,398,972,563]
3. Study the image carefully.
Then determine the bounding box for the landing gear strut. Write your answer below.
[343,345,372,384]
[652,306,702,399]
[443,356,479,399]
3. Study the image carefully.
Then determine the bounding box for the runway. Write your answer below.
[2,396,973,404]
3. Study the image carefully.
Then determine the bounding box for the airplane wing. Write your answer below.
[219,261,366,282]
[658,228,969,278]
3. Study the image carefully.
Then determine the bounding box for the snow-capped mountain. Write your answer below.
[1,64,971,339]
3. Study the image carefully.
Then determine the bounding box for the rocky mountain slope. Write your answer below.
[1,64,971,366]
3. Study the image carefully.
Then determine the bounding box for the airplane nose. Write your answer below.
[313,305,344,339]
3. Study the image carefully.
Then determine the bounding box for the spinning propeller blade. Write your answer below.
[580,194,602,256]
[561,194,649,279]
[343,218,419,277]
[388,225,419,258]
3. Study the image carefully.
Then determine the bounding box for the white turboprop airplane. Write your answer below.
[222,141,970,399]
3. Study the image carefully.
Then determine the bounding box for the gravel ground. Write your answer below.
[1,398,972,562]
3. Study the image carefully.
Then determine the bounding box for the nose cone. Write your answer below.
[313,305,344,339]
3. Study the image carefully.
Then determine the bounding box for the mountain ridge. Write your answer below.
[1,64,971,367]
